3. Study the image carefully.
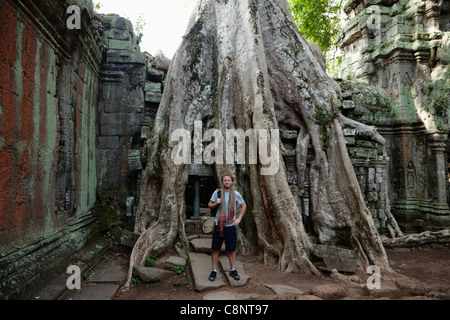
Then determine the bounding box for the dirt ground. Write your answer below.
[113,244,450,300]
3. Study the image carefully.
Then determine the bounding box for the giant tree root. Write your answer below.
[382,229,450,248]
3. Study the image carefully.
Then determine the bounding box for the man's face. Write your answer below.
[222,176,233,189]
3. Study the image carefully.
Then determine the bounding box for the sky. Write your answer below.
[97,0,198,58]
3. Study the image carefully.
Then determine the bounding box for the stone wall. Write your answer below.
[96,14,146,203]
[0,0,103,299]
[0,0,168,299]
[96,13,168,216]
[337,0,450,232]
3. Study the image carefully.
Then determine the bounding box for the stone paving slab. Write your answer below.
[219,256,250,287]
[32,238,110,300]
[264,284,305,296]
[189,252,225,291]
[64,250,126,300]
[88,258,127,284]
[69,283,120,300]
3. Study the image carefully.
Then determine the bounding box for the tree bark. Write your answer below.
[382,229,450,248]
[124,0,402,287]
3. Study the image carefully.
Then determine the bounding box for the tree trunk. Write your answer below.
[125,0,400,287]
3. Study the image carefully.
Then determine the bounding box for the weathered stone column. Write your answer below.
[425,0,441,33]
[193,177,200,219]
[429,132,450,214]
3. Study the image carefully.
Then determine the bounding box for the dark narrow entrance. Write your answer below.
[185,174,218,219]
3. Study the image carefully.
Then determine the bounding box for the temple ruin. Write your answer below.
[0,0,449,299]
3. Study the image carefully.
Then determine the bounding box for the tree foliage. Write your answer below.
[288,0,344,54]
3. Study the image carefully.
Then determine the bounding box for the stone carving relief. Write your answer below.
[407,161,417,188]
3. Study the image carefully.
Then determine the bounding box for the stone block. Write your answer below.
[375,199,385,209]
[343,128,356,136]
[126,113,144,136]
[145,81,162,103]
[102,99,122,113]
[99,118,124,137]
[120,229,139,248]
[313,244,358,273]
[342,100,355,110]
[368,167,376,183]
[147,67,165,82]
[356,140,376,148]
[98,136,120,150]
[345,136,356,146]
[133,266,174,283]
[376,171,385,184]
[378,209,386,220]
[106,49,145,64]
[128,149,143,171]
[188,164,214,177]
[100,112,123,131]
[366,191,378,202]
[100,70,125,83]
[108,39,132,51]
[350,147,378,159]
[280,130,298,139]
[164,256,187,270]
[102,83,124,100]
[190,238,224,253]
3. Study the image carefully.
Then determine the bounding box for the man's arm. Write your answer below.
[208,190,221,209]
[208,200,220,209]
[232,202,246,226]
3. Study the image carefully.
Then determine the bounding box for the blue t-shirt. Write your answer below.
[210,190,245,227]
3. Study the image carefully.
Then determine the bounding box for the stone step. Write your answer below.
[189,237,225,253]
[188,252,225,292]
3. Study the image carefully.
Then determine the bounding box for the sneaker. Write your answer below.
[229,269,240,280]
[208,270,217,281]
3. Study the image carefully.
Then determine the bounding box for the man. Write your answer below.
[207,173,246,281]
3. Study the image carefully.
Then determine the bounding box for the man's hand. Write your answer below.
[233,202,246,226]
[232,217,241,226]
[216,198,221,205]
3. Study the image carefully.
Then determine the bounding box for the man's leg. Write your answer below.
[209,226,223,281]
[211,249,220,270]
[225,226,240,280]
[227,250,236,270]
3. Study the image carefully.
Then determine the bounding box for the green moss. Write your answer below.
[313,104,335,152]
